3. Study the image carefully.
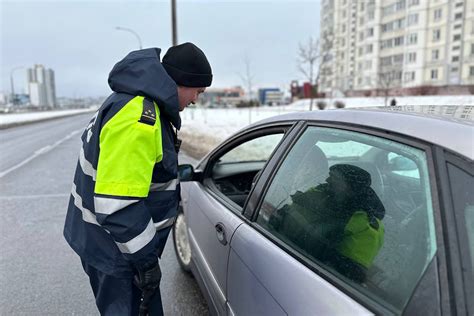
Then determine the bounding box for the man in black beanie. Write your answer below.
[63,42,212,315]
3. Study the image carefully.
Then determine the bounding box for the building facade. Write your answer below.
[27,64,57,107]
[319,0,474,96]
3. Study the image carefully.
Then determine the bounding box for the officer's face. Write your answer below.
[177,86,206,111]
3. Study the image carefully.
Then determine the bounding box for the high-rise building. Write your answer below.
[319,0,474,96]
[27,64,57,107]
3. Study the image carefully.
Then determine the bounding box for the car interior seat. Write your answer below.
[291,144,329,194]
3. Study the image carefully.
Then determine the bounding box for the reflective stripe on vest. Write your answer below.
[154,217,175,231]
[79,147,97,180]
[115,219,156,254]
[94,196,139,215]
[150,178,179,192]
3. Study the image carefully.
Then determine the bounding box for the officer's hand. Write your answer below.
[134,260,162,291]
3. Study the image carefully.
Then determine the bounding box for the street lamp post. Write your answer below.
[10,66,24,106]
[115,26,143,49]
[171,0,178,46]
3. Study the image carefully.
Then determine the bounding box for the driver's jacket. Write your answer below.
[64,48,182,277]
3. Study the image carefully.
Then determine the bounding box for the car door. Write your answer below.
[227,122,450,315]
[184,125,289,315]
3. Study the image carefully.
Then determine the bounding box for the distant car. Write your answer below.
[173,106,474,315]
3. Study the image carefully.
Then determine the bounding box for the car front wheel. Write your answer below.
[172,209,192,273]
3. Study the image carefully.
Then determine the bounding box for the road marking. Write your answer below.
[0,193,70,200]
[0,129,82,179]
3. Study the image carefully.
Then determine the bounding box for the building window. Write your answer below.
[409,0,419,6]
[433,29,441,41]
[434,8,442,21]
[455,2,463,7]
[432,49,439,60]
[404,71,415,82]
[368,10,375,20]
[454,24,462,30]
[359,17,364,25]
[360,2,365,11]
[470,66,474,77]
[366,44,373,53]
[455,13,462,20]
[471,43,474,55]
[393,54,404,64]
[407,33,418,45]
[367,28,374,37]
[453,34,461,41]
[358,47,364,56]
[407,52,417,63]
[431,69,438,79]
[359,31,364,40]
[451,67,459,72]
[365,60,372,69]
[380,56,391,66]
[453,46,460,51]
[452,56,460,62]
[407,13,418,26]
[342,10,346,18]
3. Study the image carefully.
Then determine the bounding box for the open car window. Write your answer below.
[207,132,285,210]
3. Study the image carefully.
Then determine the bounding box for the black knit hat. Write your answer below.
[162,42,213,87]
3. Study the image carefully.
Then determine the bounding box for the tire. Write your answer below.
[172,209,192,273]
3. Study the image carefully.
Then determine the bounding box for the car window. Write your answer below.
[210,132,284,209]
[447,163,474,279]
[219,134,283,163]
[387,152,420,179]
[256,126,436,313]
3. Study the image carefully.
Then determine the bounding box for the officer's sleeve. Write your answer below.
[94,97,163,269]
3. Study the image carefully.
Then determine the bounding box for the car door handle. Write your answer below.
[215,222,228,245]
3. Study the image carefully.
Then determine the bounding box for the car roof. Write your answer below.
[254,105,474,160]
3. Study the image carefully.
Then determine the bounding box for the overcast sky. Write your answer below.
[1,0,320,98]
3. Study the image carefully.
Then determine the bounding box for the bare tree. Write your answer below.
[239,56,255,103]
[377,70,400,106]
[297,32,334,111]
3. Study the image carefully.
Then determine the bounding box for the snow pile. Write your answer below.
[0,108,97,128]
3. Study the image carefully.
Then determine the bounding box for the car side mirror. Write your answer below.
[178,164,203,182]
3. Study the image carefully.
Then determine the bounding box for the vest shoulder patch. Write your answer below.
[138,98,156,126]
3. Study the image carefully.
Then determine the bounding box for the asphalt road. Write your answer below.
[0,114,208,315]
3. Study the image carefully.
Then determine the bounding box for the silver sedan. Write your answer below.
[173,105,474,315]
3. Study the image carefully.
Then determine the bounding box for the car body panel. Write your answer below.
[228,224,372,315]
[184,181,244,314]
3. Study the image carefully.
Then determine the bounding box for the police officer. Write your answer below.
[63,43,212,315]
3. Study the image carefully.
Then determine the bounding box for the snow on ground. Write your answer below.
[0,108,96,128]
[283,94,474,110]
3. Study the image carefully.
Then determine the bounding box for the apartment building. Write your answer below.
[319,0,474,96]
[27,64,57,107]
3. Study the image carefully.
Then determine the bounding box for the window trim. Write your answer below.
[245,120,449,314]
[438,151,474,315]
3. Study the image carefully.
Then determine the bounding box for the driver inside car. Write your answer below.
[269,164,385,283]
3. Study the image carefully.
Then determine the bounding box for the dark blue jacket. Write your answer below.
[64,48,181,277]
